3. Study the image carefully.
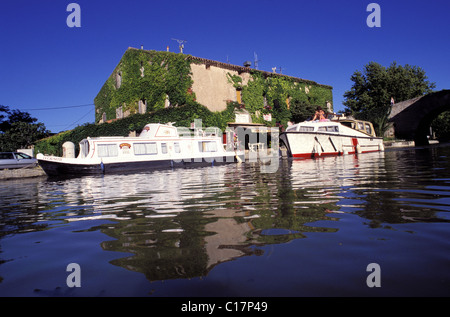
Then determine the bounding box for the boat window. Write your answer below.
[79,141,90,158]
[357,122,364,130]
[299,126,314,132]
[97,144,119,157]
[174,142,181,153]
[365,123,372,135]
[161,143,168,154]
[318,126,339,132]
[199,141,218,152]
[134,142,158,155]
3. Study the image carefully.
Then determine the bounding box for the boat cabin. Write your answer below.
[75,123,225,160]
[337,120,376,137]
[286,119,376,137]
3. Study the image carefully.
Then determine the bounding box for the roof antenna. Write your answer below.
[171,38,187,53]
[254,52,260,70]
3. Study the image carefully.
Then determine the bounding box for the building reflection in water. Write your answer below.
[83,158,352,282]
[1,151,391,283]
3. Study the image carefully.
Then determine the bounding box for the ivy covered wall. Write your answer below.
[94,48,196,123]
[94,47,333,129]
[228,71,333,128]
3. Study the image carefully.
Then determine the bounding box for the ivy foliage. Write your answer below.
[239,71,333,128]
[94,49,195,122]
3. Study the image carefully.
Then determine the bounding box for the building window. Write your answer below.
[116,71,122,89]
[286,96,291,109]
[116,106,123,119]
[236,89,242,104]
[139,99,147,114]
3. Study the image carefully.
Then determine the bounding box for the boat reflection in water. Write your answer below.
[54,155,359,282]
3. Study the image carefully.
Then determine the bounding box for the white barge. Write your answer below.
[37,123,243,176]
[279,118,384,158]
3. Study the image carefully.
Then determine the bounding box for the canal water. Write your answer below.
[0,145,449,297]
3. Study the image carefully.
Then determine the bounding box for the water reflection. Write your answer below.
[87,160,343,281]
[1,146,450,292]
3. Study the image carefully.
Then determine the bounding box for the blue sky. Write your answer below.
[1,0,449,133]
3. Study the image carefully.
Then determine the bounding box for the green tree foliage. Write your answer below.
[431,111,450,141]
[289,101,316,123]
[0,106,50,151]
[344,61,435,136]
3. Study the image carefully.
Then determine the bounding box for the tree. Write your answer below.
[0,108,36,132]
[0,106,50,151]
[431,111,450,141]
[343,62,435,137]
[290,100,317,123]
[0,105,10,130]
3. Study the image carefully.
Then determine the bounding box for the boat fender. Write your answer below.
[100,161,105,174]
[235,154,243,164]
[379,143,385,151]
[356,144,362,154]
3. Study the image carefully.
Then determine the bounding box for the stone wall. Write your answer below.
[191,63,251,112]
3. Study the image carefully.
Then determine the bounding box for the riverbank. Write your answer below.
[383,139,439,148]
[0,166,46,180]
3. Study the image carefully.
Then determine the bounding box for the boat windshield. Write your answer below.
[298,126,314,132]
[318,125,339,132]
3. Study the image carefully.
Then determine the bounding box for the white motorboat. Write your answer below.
[37,123,243,176]
[279,118,384,158]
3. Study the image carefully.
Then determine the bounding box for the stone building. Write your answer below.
[94,47,333,125]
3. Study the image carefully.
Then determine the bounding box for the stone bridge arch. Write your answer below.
[388,89,450,145]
